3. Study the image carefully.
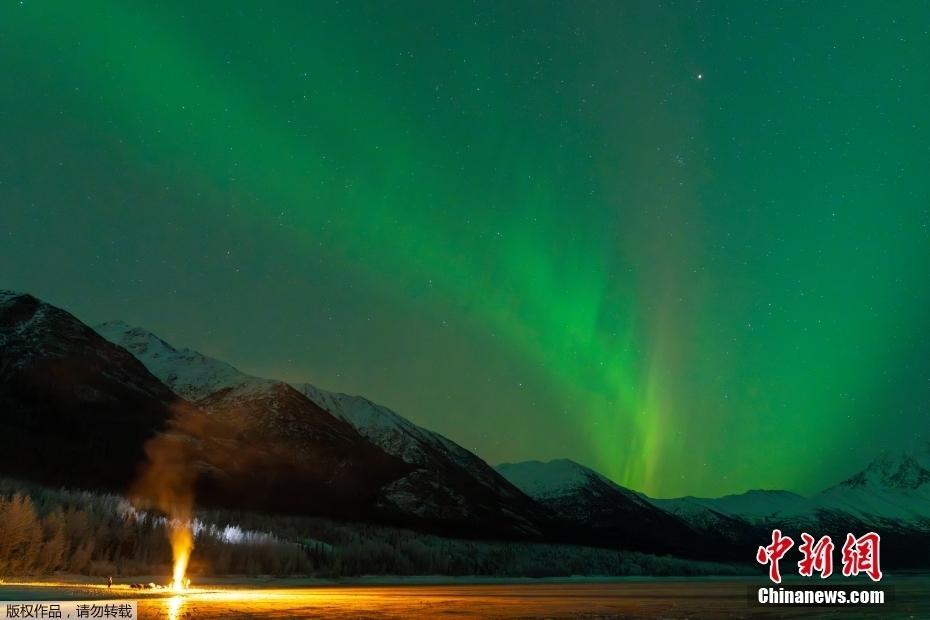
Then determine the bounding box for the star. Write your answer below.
[697,73,704,80]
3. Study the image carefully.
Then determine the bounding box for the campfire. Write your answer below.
[169,518,193,592]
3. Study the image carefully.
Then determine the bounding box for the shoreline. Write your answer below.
[4,569,922,591]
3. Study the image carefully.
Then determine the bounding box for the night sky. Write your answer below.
[2,1,929,498]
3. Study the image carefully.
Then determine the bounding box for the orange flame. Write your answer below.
[170,519,193,592]
[128,408,199,593]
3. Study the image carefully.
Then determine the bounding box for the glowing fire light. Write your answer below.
[167,595,185,620]
[169,519,193,592]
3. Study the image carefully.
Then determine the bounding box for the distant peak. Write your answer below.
[95,319,132,329]
[96,320,179,353]
[834,449,930,491]
[735,489,805,499]
[495,458,619,499]
[95,319,146,335]
[0,289,34,303]
[498,458,585,470]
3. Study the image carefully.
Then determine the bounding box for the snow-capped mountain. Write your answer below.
[0,291,180,490]
[649,490,796,546]
[295,384,547,534]
[7,289,928,564]
[95,320,410,517]
[96,320,263,402]
[649,448,930,566]
[806,448,930,530]
[653,490,809,524]
[654,449,930,534]
[496,459,649,509]
[297,386,486,481]
[495,459,723,558]
[96,320,381,446]
[97,321,547,535]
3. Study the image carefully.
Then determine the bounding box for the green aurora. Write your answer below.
[2,1,929,497]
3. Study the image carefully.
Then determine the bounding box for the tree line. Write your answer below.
[0,479,745,580]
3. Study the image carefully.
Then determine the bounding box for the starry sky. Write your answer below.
[2,1,929,498]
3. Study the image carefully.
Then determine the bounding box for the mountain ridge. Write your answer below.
[3,289,928,566]
[495,458,736,558]
[96,320,550,537]
[0,290,180,491]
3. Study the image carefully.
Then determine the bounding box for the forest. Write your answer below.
[0,479,744,580]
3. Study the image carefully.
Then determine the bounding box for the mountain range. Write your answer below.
[95,319,548,537]
[2,290,929,566]
[651,447,930,532]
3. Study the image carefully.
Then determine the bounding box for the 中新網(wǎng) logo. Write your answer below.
[756,529,882,583]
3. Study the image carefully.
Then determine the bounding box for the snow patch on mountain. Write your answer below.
[95,320,277,402]
[653,490,809,523]
[0,289,23,304]
[297,386,433,463]
[293,385,544,531]
[295,383,512,492]
[495,459,650,507]
[0,291,53,360]
[496,459,597,499]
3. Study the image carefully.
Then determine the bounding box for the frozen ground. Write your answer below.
[1,575,927,619]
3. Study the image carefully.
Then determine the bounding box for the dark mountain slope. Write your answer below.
[0,290,177,490]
